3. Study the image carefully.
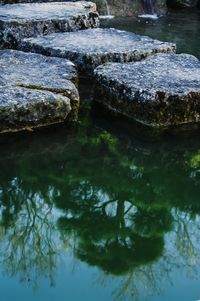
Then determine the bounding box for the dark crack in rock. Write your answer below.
[21,28,175,75]
[0,86,71,133]
[0,50,80,133]
[94,53,200,128]
[0,1,99,48]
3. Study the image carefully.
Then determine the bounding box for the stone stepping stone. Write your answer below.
[21,28,176,74]
[0,86,71,133]
[0,50,79,133]
[94,54,200,128]
[0,1,99,48]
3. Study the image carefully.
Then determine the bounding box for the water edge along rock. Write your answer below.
[0,50,79,133]
[94,53,200,128]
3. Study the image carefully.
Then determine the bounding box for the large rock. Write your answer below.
[21,28,175,74]
[0,87,71,133]
[94,54,200,128]
[0,50,80,133]
[0,1,99,48]
[0,0,167,16]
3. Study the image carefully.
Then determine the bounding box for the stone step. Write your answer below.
[0,49,79,133]
[0,1,99,48]
[21,28,175,75]
[94,53,200,128]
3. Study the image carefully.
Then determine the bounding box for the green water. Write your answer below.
[102,9,200,59]
[0,9,200,301]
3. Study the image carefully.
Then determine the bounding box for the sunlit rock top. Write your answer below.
[21,28,175,74]
[94,53,200,127]
[0,50,79,133]
[0,1,99,47]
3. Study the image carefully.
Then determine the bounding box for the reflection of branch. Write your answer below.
[94,199,117,215]
[124,203,134,215]
[112,264,163,301]
[173,210,200,274]
[0,191,65,289]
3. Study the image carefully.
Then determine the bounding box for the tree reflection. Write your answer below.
[0,122,200,299]
[0,178,64,288]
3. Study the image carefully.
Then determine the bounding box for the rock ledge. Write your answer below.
[0,50,79,133]
[21,28,175,74]
[94,54,200,127]
[0,1,99,47]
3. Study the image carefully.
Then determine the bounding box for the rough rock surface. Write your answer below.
[0,50,80,133]
[0,1,99,48]
[21,28,176,74]
[94,54,200,128]
[0,86,71,133]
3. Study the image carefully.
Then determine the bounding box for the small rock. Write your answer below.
[94,53,200,128]
[0,1,99,48]
[21,28,175,74]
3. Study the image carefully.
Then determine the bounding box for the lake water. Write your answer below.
[0,8,200,301]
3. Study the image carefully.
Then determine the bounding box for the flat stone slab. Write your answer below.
[0,1,99,47]
[21,28,176,74]
[0,49,79,133]
[0,86,71,133]
[94,54,200,128]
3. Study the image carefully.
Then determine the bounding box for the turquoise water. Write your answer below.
[0,9,200,301]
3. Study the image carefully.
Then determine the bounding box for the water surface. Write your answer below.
[102,9,200,58]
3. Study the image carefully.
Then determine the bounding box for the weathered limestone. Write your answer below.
[0,1,99,48]
[94,54,200,128]
[0,50,80,133]
[21,28,176,74]
[0,87,71,133]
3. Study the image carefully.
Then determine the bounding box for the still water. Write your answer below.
[0,9,200,301]
[102,9,200,59]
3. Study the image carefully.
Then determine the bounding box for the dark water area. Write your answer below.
[0,9,200,301]
[101,9,200,58]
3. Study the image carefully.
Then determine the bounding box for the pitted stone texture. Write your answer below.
[21,28,175,74]
[94,54,200,128]
[0,1,99,48]
[0,50,79,121]
[0,50,80,133]
[0,86,71,133]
